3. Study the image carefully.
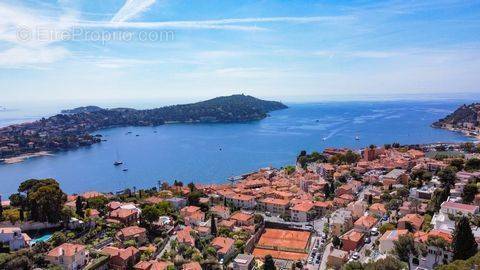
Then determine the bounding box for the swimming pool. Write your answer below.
[30,233,53,245]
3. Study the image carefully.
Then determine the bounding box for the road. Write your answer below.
[157,235,176,259]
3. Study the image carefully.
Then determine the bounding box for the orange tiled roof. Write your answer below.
[183,261,202,270]
[102,246,139,260]
[399,214,424,229]
[230,212,254,222]
[369,203,387,213]
[134,260,172,270]
[119,226,146,238]
[211,237,235,254]
[341,230,364,242]
[291,201,314,212]
[354,215,377,229]
[47,243,85,258]
[379,230,409,242]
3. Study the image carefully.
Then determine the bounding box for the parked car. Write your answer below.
[364,237,371,244]
[370,227,379,236]
[351,252,360,260]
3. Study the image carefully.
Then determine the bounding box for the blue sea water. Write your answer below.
[0,100,475,197]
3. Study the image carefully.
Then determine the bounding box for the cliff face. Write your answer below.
[433,103,480,128]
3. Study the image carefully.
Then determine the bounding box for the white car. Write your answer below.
[351,252,360,260]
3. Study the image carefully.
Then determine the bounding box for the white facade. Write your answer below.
[0,227,28,251]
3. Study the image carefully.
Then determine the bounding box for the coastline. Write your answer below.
[0,151,52,164]
[433,125,480,142]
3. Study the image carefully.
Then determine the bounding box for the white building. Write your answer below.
[0,227,30,251]
[224,194,256,210]
[233,254,255,270]
[45,243,88,270]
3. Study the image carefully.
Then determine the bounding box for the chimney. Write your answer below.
[59,247,64,256]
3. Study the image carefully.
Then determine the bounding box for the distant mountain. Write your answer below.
[61,106,103,114]
[0,95,287,159]
[433,103,480,128]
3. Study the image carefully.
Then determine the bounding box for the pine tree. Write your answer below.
[264,255,276,270]
[211,214,217,236]
[75,196,84,218]
[452,216,478,260]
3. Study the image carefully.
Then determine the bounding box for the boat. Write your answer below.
[355,136,360,140]
[113,150,123,166]
[122,168,128,172]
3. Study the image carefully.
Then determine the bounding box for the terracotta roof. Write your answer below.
[230,212,253,222]
[369,203,387,213]
[441,201,479,213]
[211,205,229,214]
[180,206,201,215]
[119,226,146,238]
[225,193,255,201]
[398,214,424,229]
[260,197,290,206]
[291,201,315,212]
[414,229,453,244]
[341,230,364,242]
[177,226,195,246]
[218,219,236,228]
[102,246,139,261]
[47,243,85,257]
[82,191,104,199]
[134,260,172,270]
[354,215,377,229]
[183,261,202,270]
[211,237,235,254]
[110,208,137,219]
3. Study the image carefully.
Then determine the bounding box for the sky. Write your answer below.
[0,0,480,104]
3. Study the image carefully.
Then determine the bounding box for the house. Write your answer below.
[46,243,89,270]
[369,203,387,217]
[258,197,290,216]
[341,230,365,252]
[116,226,147,245]
[335,184,354,197]
[440,201,479,216]
[353,215,377,233]
[102,246,140,270]
[431,211,456,232]
[327,249,349,269]
[398,214,424,232]
[0,227,30,251]
[134,260,173,270]
[218,219,236,230]
[290,201,316,222]
[224,193,257,209]
[230,211,254,226]
[108,208,139,225]
[211,205,231,219]
[183,261,202,270]
[233,254,255,270]
[347,200,367,219]
[329,210,353,235]
[211,237,236,261]
[411,230,453,270]
[382,169,409,185]
[177,226,195,246]
[379,230,409,253]
[180,206,205,226]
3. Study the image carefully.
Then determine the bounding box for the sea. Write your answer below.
[0,99,476,198]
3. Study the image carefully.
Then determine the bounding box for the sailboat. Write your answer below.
[113,150,123,166]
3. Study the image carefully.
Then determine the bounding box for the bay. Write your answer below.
[0,100,475,197]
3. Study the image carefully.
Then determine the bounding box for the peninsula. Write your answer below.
[0,95,287,161]
[433,103,480,138]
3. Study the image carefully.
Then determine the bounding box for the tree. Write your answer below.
[428,187,450,213]
[450,159,465,171]
[461,183,478,203]
[452,217,478,260]
[332,235,341,248]
[211,214,217,236]
[264,255,276,270]
[141,205,161,224]
[75,196,84,218]
[187,182,197,192]
[379,223,395,234]
[344,261,364,270]
[465,158,480,171]
[363,256,407,270]
[394,234,416,263]
[4,255,33,270]
[50,232,67,247]
[438,167,457,188]
[16,179,66,223]
[323,183,331,199]
[187,191,202,206]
